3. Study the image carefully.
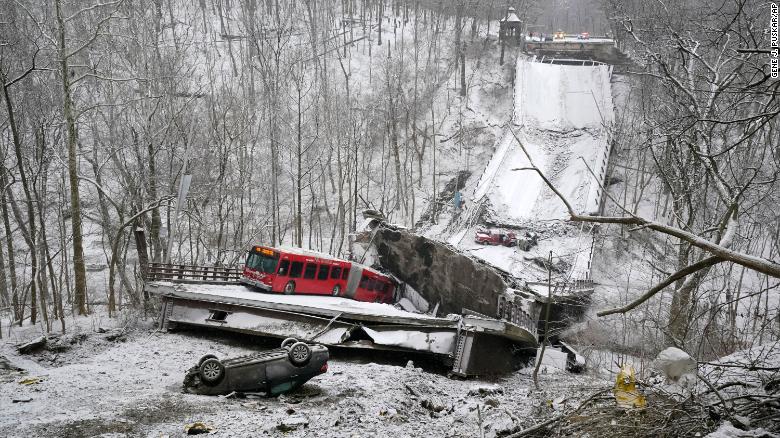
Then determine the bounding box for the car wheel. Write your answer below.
[199,358,225,386]
[284,281,295,294]
[288,342,311,366]
[332,284,341,296]
[281,337,298,349]
[198,354,218,367]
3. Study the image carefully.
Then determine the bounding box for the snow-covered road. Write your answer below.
[475,59,613,222]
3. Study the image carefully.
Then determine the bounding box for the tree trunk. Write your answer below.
[1,64,38,325]
[0,171,18,321]
[460,43,466,97]
[56,0,88,315]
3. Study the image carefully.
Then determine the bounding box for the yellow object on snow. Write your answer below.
[18,376,43,385]
[613,365,646,409]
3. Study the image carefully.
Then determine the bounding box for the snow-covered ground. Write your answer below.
[0,312,608,437]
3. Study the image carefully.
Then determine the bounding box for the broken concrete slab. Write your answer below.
[372,227,513,317]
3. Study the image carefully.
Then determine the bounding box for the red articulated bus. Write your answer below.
[240,246,396,304]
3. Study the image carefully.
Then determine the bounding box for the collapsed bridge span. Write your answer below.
[145,266,538,376]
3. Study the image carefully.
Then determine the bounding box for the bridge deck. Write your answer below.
[146,280,538,375]
[146,281,454,327]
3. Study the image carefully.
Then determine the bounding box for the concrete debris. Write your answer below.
[468,384,504,397]
[420,396,448,413]
[483,409,518,438]
[276,416,309,432]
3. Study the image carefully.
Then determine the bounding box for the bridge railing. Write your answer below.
[144,262,242,284]
[496,295,538,337]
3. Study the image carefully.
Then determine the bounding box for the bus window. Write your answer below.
[304,263,317,279]
[384,282,393,293]
[359,275,369,289]
[289,261,303,278]
[330,266,342,279]
[368,279,377,291]
[342,267,350,280]
[247,250,279,273]
[317,264,330,280]
[277,260,290,276]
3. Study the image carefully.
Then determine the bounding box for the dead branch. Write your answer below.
[597,256,724,316]
[505,389,611,437]
[506,130,780,281]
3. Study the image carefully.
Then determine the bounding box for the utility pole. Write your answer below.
[533,251,554,390]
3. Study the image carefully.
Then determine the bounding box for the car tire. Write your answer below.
[198,354,218,367]
[199,358,225,386]
[284,281,295,295]
[281,337,298,349]
[288,342,311,366]
[332,284,341,296]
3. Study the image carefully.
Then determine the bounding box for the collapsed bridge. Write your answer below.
[144,262,539,377]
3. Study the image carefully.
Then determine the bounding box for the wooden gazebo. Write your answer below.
[499,7,522,44]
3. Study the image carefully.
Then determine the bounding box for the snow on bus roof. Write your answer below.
[272,245,338,259]
[254,245,388,277]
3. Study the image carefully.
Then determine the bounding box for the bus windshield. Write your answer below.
[246,250,279,274]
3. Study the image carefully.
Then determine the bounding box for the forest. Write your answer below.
[1,0,779,436]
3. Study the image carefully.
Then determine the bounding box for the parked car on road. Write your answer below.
[577,32,590,40]
[475,229,517,247]
[182,339,329,396]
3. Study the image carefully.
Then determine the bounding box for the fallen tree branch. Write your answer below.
[597,256,724,316]
[505,389,611,437]
[506,127,780,280]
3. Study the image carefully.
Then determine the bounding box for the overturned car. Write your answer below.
[183,339,329,396]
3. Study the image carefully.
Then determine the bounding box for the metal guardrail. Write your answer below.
[145,263,242,284]
[496,295,538,337]
[537,56,607,66]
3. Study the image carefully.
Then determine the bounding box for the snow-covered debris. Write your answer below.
[704,421,778,438]
[16,337,47,355]
[656,347,697,382]
[536,347,569,373]
[467,384,504,397]
[276,416,309,432]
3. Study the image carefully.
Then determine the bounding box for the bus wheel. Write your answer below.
[331,285,341,296]
[284,281,295,294]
